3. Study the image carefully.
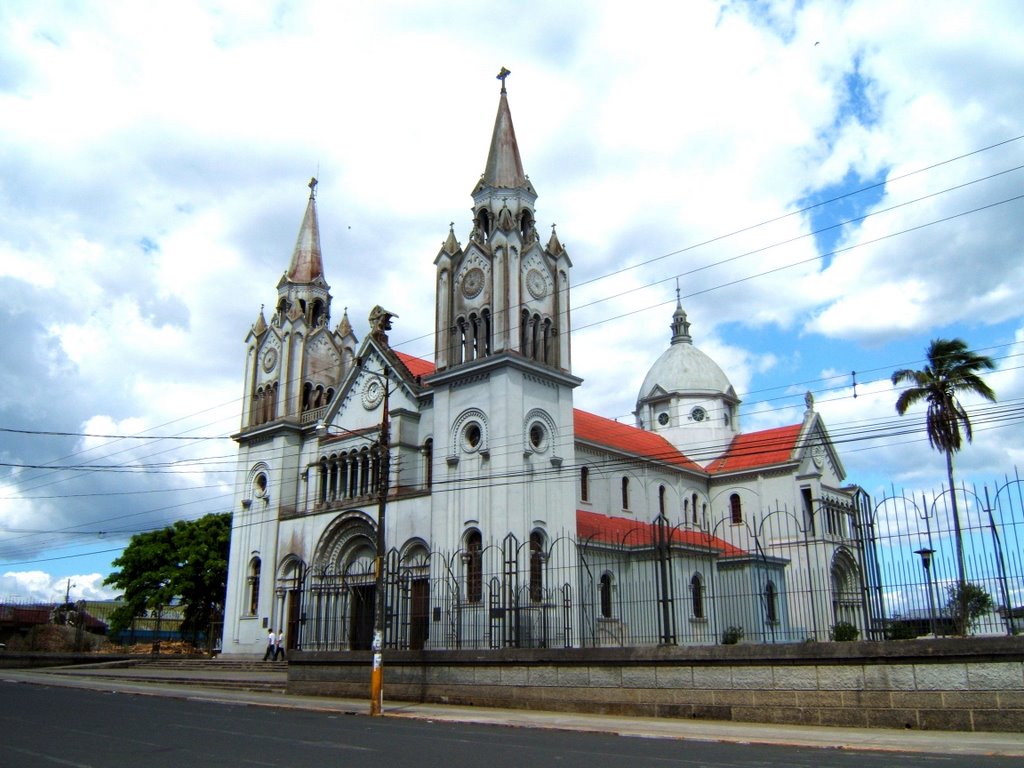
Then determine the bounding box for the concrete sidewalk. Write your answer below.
[4,664,1024,758]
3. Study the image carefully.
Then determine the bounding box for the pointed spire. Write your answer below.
[337,306,353,337]
[442,222,461,255]
[287,177,324,283]
[252,304,268,336]
[482,69,529,190]
[670,283,692,345]
[546,223,565,256]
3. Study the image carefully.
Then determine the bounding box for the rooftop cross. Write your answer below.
[497,66,511,93]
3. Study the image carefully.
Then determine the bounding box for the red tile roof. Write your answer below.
[573,409,702,471]
[395,351,435,379]
[576,509,747,556]
[709,423,802,473]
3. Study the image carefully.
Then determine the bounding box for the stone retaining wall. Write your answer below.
[287,637,1024,732]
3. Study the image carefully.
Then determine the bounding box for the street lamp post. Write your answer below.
[914,548,937,637]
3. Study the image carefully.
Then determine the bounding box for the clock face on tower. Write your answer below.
[461,267,485,299]
[262,347,278,373]
[361,378,384,410]
[526,269,547,299]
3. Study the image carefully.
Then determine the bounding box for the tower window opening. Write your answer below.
[481,309,491,356]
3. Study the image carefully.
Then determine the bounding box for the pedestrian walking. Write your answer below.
[274,629,286,661]
[262,629,276,661]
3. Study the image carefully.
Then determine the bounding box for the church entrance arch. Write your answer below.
[305,511,379,651]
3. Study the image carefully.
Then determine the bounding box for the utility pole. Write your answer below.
[370,378,390,716]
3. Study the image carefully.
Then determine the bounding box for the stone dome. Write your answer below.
[636,299,734,406]
[638,342,734,403]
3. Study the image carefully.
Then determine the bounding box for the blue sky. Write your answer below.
[1,0,1023,601]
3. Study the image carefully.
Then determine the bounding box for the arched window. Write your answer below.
[247,558,261,616]
[599,573,613,619]
[481,309,492,357]
[691,573,704,619]
[465,530,483,603]
[477,208,492,238]
[328,456,339,500]
[658,485,666,516]
[691,493,699,525]
[621,477,630,510]
[348,451,359,498]
[730,493,742,525]
[765,580,778,623]
[359,448,370,496]
[318,459,328,503]
[529,530,544,603]
[310,298,325,327]
[338,455,348,498]
[423,438,433,489]
[580,466,590,502]
[468,313,479,361]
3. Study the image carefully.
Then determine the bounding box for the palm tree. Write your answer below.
[891,338,996,634]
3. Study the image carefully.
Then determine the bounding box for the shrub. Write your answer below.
[721,625,744,645]
[946,582,995,636]
[830,621,859,642]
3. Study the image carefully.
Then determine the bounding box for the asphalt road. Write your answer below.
[2,680,1022,768]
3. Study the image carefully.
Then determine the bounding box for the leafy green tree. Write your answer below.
[105,513,231,644]
[891,338,996,633]
[946,582,994,636]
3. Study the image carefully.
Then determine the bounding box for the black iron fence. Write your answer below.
[291,472,1024,651]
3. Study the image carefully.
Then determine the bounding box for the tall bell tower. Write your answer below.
[224,180,358,651]
[429,70,580,548]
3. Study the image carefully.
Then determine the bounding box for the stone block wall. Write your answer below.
[287,637,1024,732]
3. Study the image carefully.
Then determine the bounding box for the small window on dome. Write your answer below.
[657,412,669,426]
[690,406,707,422]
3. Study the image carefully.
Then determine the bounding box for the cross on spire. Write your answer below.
[497,66,511,93]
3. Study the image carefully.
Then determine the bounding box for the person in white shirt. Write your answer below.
[262,629,276,661]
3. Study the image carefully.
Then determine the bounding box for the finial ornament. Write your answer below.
[805,391,815,412]
[308,177,318,199]
[497,66,511,93]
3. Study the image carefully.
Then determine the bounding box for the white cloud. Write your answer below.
[1,0,1022,597]
[0,570,117,603]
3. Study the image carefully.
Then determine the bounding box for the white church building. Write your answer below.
[221,78,869,656]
